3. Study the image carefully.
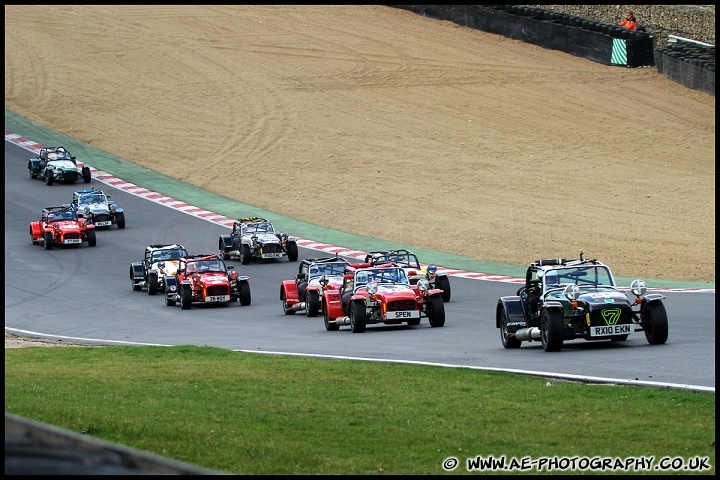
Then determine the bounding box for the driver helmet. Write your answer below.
[545,271,559,286]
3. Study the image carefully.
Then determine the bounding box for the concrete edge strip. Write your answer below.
[3,327,713,393]
[6,131,714,294]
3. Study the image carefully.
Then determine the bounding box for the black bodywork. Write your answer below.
[495,253,669,352]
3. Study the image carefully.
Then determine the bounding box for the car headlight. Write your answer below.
[366,281,379,295]
[630,279,647,297]
[417,278,429,292]
[169,285,177,292]
[563,283,580,301]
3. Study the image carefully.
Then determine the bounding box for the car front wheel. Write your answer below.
[540,308,564,352]
[44,232,53,250]
[643,302,669,345]
[241,244,252,265]
[180,285,193,310]
[426,294,445,327]
[350,300,367,333]
[238,280,251,306]
[305,290,320,317]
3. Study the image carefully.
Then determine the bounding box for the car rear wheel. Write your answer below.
[540,308,564,352]
[305,290,320,317]
[219,240,230,260]
[324,303,339,331]
[643,301,669,345]
[426,294,445,327]
[281,289,295,315]
[437,275,451,302]
[238,280,251,306]
[350,300,367,333]
[500,308,521,348]
[131,267,142,291]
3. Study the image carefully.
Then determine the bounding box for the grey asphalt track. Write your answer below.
[4,113,716,392]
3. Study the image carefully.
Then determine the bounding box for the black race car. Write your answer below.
[496,253,668,352]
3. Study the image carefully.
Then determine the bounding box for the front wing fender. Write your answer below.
[496,296,525,329]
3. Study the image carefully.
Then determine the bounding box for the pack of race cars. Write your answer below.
[27,148,669,346]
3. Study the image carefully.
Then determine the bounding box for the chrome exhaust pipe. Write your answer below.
[514,327,541,342]
[330,316,351,326]
[290,302,306,312]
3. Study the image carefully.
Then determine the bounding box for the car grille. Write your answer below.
[262,244,283,254]
[93,213,113,223]
[206,285,229,297]
[387,300,417,311]
[64,232,81,240]
[589,307,632,326]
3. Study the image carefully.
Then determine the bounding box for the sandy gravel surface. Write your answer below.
[4,5,715,283]
[5,334,96,348]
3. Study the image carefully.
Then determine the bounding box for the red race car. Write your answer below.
[30,206,96,250]
[164,253,251,309]
[280,256,351,316]
[321,263,445,332]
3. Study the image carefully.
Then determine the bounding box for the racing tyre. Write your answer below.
[500,308,521,349]
[643,301,669,345]
[281,289,295,315]
[148,273,159,295]
[305,290,320,317]
[131,268,142,291]
[45,172,54,186]
[323,304,339,331]
[87,228,97,247]
[180,285,193,310]
[219,239,230,260]
[82,166,91,183]
[349,300,367,333]
[165,295,176,307]
[540,308,564,352]
[240,244,252,265]
[426,294,445,327]
[437,275,451,302]
[287,241,299,262]
[116,212,126,229]
[44,232,53,250]
[29,168,37,179]
[238,280,251,306]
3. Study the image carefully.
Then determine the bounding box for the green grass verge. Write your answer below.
[5,345,715,475]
